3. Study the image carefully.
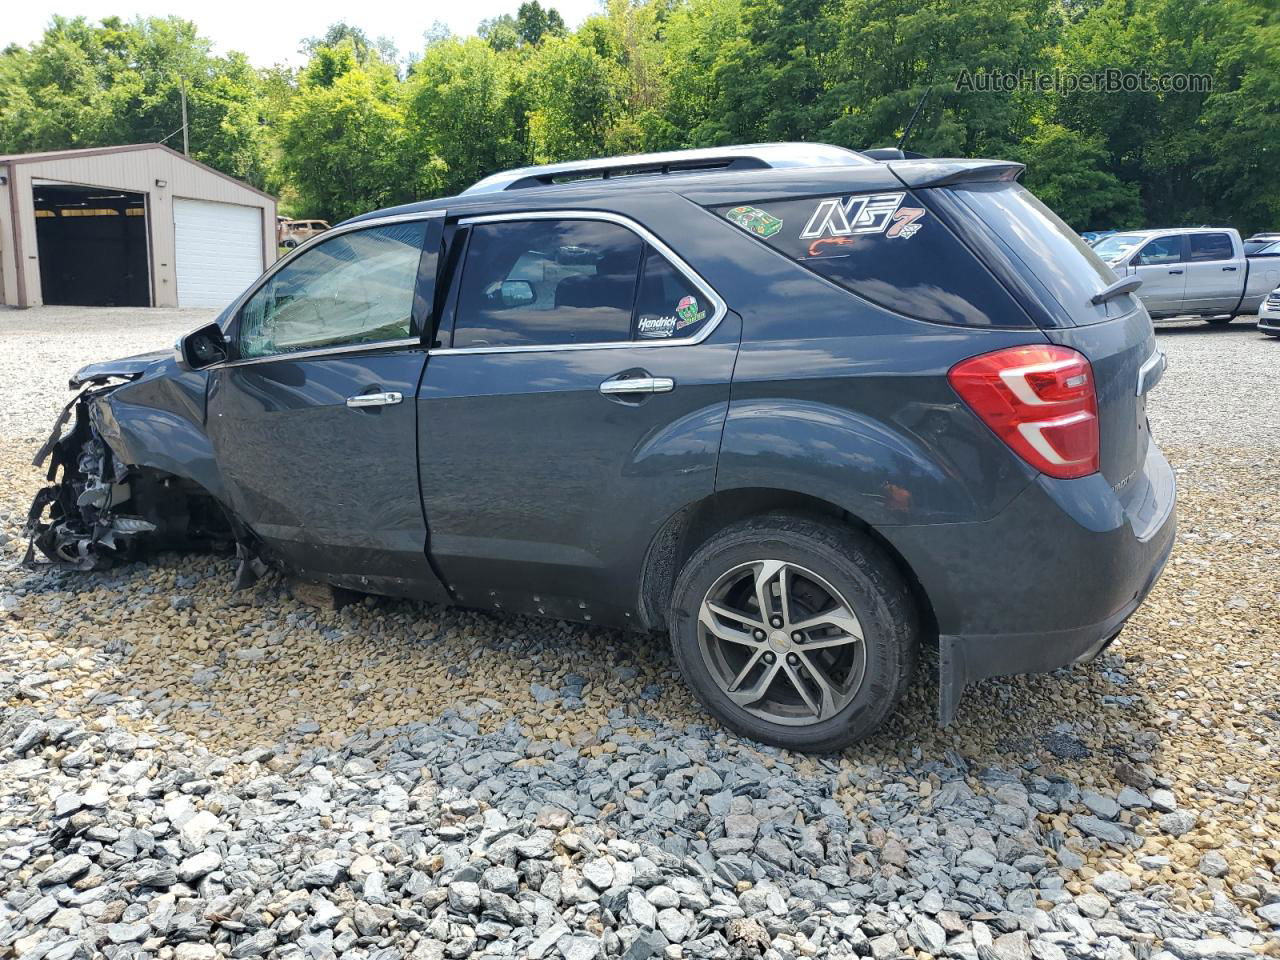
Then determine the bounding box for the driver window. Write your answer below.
[1135,236,1182,266]
[238,221,427,359]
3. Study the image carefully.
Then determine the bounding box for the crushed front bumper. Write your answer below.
[24,388,157,569]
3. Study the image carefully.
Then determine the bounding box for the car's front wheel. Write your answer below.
[668,514,918,752]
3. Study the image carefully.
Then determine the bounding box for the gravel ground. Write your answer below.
[1,308,1278,960]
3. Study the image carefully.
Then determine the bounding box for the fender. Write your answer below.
[92,362,228,505]
[716,398,1031,526]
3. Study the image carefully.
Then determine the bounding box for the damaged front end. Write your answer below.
[24,379,233,571]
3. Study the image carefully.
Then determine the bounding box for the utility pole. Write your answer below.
[180,76,190,156]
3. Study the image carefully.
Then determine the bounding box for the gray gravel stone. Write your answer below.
[1159,810,1199,836]
[656,907,692,942]
[0,317,1271,960]
[1198,851,1229,878]
[178,848,222,881]
[1080,790,1121,820]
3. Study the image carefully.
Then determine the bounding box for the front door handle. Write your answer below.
[599,375,675,396]
[1169,269,1183,275]
[346,391,403,408]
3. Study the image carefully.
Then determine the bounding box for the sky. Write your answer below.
[7,0,604,66]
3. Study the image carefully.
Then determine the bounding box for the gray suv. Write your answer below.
[26,144,1176,752]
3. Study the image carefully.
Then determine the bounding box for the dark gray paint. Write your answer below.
[35,153,1176,724]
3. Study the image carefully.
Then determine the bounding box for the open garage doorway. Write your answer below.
[34,183,151,306]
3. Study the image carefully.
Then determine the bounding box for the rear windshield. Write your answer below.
[950,183,1117,319]
[712,191,1032,327]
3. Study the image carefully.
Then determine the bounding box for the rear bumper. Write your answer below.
[877,440,1176,724]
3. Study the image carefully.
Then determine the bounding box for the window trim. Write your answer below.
[219,210,445,368]
[431,210,727,355]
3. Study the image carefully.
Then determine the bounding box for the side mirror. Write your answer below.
[175,322,229,370]
[499,279,536,307]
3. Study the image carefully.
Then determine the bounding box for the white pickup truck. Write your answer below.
[1092,227,1280,324]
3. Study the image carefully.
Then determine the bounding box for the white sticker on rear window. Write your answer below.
[800,193,907,240]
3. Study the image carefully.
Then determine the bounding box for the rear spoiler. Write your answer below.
[887,159,1025,189]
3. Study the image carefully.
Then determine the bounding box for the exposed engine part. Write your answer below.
[25,386,233,571]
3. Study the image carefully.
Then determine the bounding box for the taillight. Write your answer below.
[948,345,1099,479]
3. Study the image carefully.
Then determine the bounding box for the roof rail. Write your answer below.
[461,143,872,194]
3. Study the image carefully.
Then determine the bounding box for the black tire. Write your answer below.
[668,513,918,752]
[1205,316,1232,326]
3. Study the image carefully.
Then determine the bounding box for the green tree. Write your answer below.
[1017,123,1142,229]
[0,16,269,186]
[478,15,523,52]
[820,0,1057,157]
[656,0,745,146]
[278,58,412,220]
[523,36,623,162]
[1200,2,1280,233]
[517,2,568,45]
[403,38,523,195]
[699,0,833,142]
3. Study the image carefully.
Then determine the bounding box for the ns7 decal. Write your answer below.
[800,192,905,239]
[799,192,928,241]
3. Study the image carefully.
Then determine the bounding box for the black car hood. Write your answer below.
[70,350,173,388]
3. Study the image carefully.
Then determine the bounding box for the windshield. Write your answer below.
[1245,240,1278,256]
[1092,234,1146,260]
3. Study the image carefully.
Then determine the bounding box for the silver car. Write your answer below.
[1094,227,1280,324]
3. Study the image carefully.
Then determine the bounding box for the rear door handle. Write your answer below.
[599,375,675,396]
[1223,266,1237,271]
[1168,269,1183,275]
[346,391,403,408]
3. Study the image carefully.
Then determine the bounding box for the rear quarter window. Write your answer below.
[713,192,1032,327]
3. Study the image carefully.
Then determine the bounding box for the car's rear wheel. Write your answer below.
[668,514,917,752]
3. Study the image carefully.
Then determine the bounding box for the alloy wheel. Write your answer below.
[697,559,867,727]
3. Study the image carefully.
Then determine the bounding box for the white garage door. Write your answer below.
[174,199,264,308]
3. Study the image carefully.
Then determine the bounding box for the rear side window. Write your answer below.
[1188,233,1234,262]
[713,192,1031,326]
[453,219,642,348]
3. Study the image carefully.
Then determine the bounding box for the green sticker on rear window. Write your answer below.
[725,205,784,238]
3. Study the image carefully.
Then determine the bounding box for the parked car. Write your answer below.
[1080,230,1118,246]
[24,143,1176,751]
[1259,287,1280,337]
[279,219,331,248]
[1093,228,1280,323]
[1244,236,1280,256]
